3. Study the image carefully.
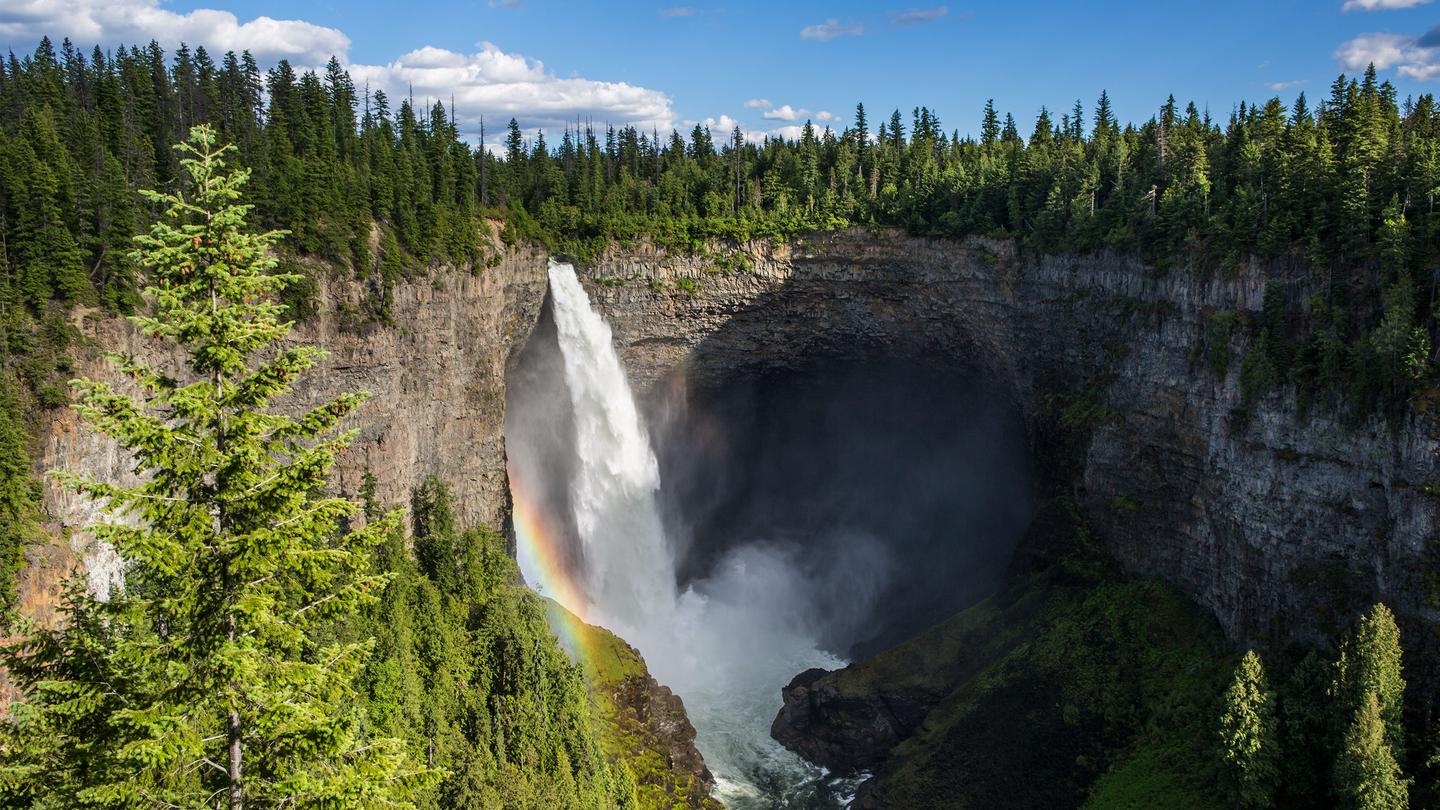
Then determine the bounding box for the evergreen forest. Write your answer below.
[0,33,1438,810]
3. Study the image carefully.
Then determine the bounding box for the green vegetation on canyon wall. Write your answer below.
[0,32,1438,810]
[356,474,717,810]
[0,128,701,809]
[774,508,1425,810]
[353,476,639,810]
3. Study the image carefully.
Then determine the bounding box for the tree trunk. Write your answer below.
[228,609,242,810]
[228,706,243,809]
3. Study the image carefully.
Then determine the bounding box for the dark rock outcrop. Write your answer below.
[770,667,926,774]
[611,672,716,798]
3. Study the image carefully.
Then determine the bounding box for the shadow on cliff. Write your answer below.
[643,273,1036,660]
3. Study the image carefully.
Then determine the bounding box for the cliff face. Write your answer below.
[27,244,550,623]
[572,229,1439,646]
[21,227,1440,805]
[36,228,1435,652]
[22,244,722,807]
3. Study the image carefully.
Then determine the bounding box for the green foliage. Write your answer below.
[1086,742,1224,810]
[1219,651,1280,808]
[0,375,39,617]
[540,602,721,810]
[1240,333,1279,410]
[1043,388,1121,433]
[1204,310,1237,377]
[846,570,1232,810]
[355,476,630,809]
[0,126,428,808]
[1331,604,1407,757]
[1335,692,1410,810]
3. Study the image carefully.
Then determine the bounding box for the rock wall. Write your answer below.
[25,225,1440,657]
[24,244,551,620]
[571,229,1440,646]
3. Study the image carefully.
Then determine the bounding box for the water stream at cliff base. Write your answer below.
[511,262,861,807]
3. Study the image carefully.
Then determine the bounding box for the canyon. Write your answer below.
[24,227,1440,805]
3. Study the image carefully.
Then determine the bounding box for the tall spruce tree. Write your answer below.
[1332,603,1407,757]
[1220,650,1280,808]
[1336,692,1410,810]
[0,376,39,616]
[0,125,429,808]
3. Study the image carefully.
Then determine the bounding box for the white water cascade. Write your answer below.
[539,262,858,807]
[545,261,676,632]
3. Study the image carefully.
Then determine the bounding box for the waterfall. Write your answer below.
[536,261,858,807]
[546,261,676,634]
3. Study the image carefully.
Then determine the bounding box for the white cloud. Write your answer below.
[0,0,679,144]
[349,43,675,139]
[1334,29,1440,80]
[1342,0,1432,11]
[889,6,948,25]
[659,6,696,16]
[1399,61,1440,79]
[745,99,831,122]
[769,124,807,140]
[761,103,806,121]
[1335,32,1414,68]
[800,18,864,41]
[490,0,523,8]
[693,115,769,143]
[700,114,742,131]
[689,115,829,144]
[1265,79,1308,90]
[0,0,349,64]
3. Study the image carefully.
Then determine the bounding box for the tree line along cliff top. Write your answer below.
[0,35,1436,431]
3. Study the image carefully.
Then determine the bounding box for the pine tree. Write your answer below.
[981,99,1000,148]
[0,376,39,616]
[853,102,869,154]
[1332,603,1407,756]
[0,126,431,808]
[1335,692,1409,810]
[1220,650,1280,807]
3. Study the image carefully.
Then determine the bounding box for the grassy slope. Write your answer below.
[545,602,723,810]
[846,574,1230,809]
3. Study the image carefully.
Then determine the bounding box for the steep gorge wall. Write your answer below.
[573,229,1440,646]
[24,244,551,621]
[24,226,1440,656]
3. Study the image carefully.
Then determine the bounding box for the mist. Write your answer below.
[504,265,1033,806]
[650,358,1034,658]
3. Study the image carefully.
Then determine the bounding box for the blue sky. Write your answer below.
[3,0,1439,145]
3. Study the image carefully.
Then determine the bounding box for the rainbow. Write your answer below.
[508,467,597,662]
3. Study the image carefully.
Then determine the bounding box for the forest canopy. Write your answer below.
[0,34,1435,420]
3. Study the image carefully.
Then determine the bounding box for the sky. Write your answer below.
[2,0,1439,147]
